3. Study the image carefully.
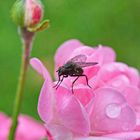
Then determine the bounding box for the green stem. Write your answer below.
[8,28,34,140]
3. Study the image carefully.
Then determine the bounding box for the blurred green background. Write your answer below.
[0,0,140,120]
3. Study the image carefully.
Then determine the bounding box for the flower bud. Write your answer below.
[24,0,43,27]
[11,0,44,28]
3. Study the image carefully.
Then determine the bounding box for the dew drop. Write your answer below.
[106,103,121,119]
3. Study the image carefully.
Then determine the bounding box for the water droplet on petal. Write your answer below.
[106,103,121,119]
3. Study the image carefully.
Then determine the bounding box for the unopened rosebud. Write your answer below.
[24,0,43,27]
[11,0,49,32]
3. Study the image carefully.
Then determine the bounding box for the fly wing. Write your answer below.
[69,54,87,63]
[76,62,98,67]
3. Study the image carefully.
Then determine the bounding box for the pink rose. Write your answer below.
[30,39,140,140]
[0,112,46,140]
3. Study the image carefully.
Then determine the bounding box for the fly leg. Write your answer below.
[71,76,80,94]
[55,76,64,89]
[80,74,91,88]
[55,75,68,89]
[53,75,61,88]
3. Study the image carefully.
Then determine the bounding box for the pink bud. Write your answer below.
[24,0,43,27]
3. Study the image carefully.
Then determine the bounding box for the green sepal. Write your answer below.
[11,0,25,27]
[27,19,50,32]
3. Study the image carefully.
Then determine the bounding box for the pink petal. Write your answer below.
[58,95,90,136]
[88,46,116,65]
[54,39,83,72]
[122,86,140,112]
[85,97,95,115]
[30,58,51,80]
[105,131,140,140]
[84,65,100,81]
[16,115,46,140]
[96,62,140,88]
[90,88,136,134]
[74,136,119,140]
[96,63,128,84]
[69,46,95,59]
[55,84,72,109]
[30,58,55,123]
[0,113,46,140]
[129,67,140,86]
[73,84,94,106]
[38,80,55,124]
[106,75,130,91]
[46,124,73,140]
[0,113,11,140]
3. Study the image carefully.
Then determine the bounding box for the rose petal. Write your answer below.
[74,136,119,140]
[69,46,95,59]
[0,113,46,140]
[122,86,140,112]
[88,46,116,65]
[107,75,130,91]
[90,88,136,133]
[59,96,90,136]
[84,65,100,81]
[105,131,140,140]
[55,84,72,109]
[129,67,140,86]
[46,124,73,140]
[16,115,46,140]
[0,113,11,140]
[38,80,55,124]
[30,58,51,80]
[96,62,140,87]
[73,84,94,106]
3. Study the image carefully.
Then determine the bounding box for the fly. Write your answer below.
[54,54,98,93]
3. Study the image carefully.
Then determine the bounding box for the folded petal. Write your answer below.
[96,62,140,87]
[90,88,136,133]
[0,113,46,140]
[129,67,140,86]
[46,124,73,140]
[69,46,95,59]
[0,113,11,140]
[16,115,46,140]
[106,75,130,91]
[88,46,116,65]
[73,84,94,106]
[74,136,119,140]
[59,95,90,136]
[105,131,140,140]
[122,86,140,112]
[30,57,51,80]
[38,80,55,124]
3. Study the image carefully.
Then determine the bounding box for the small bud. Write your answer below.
[24,0,43,27]
[11,0,49,32]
